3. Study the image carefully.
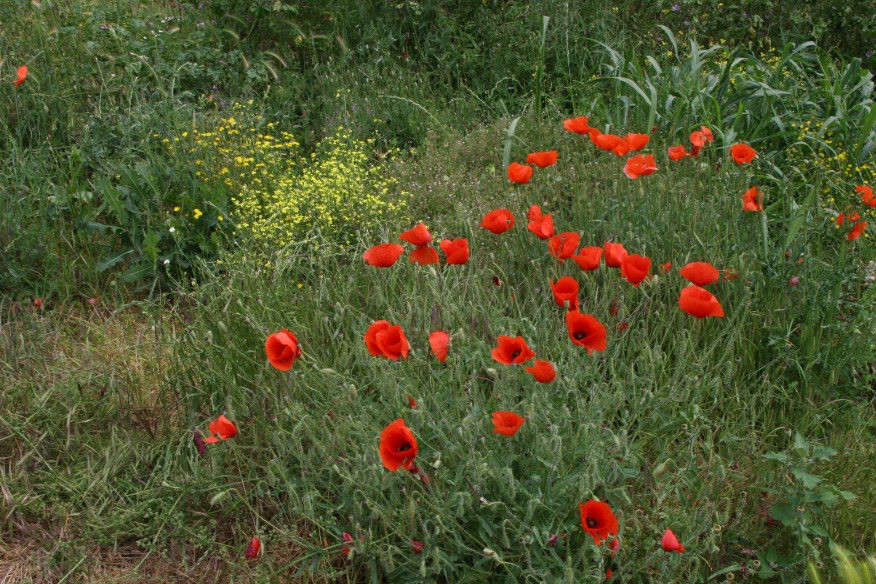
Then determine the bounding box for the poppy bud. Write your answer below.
[244,536,261,558]
[547,534,558,547]
[193,429,206,455]
[33,298,43,307]
[485,368,498,380]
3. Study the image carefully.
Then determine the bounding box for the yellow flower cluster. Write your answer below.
[232,128,408,261]
[163,104,409,263]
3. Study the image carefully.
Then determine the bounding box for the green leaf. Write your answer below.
[769,503,797,526]
[96,249,133,272]
[793,433,810,455]
[764,451,789,463]
[810,445,837,461]
[792,468,822,489]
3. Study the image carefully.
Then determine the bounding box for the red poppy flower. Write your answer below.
[409,245,439,265]
[265,328,303,371]
[33,298,43,307]
[491,336,536,365]
[659,262,672,272]
[528,204,543,220]
[408,395,417,408]
[742,186,763,211]
[625,133,650,151]
[508,162,533,184]
[623,154,658,179]
[857,184,875,207]
[439,238,470,264]
[410,540,425,554]
[365,321,409,360]
[204,414,238,444]
[565,311,607,354]
[550,276,579,310]
[342,532,354,556]
[379,418,418,471]
[526,150,558,168]
[14,65,27,88]
[678,285,724,318]
[363,243,405,267]
[690,126,713,148]
[609,536,620,557]
[661,529,685,553]
[593,133,624,151]
[603,242,628,268]
[429,330,450,362]
[729,143,757,164]
[564,116,590,134]
[668,145,689,161]
[548,232,581,259]
[837,211,861,226]
[399,223,432,246]
[620,254,651,286]
[245,537,261,559]
[678,262,720,286]
[573,246,603,271]
[606,569,613,580]
[492,411,525,436]
[528,213,555,239]
[481,208,516,234]
[525,359,556,383]
[612,139,631,157]
[579,500,619,546]
[847,220,867,241]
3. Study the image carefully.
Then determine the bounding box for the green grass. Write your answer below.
[1,0,875,582]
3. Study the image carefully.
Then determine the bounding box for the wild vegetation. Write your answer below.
[1,1,874,582]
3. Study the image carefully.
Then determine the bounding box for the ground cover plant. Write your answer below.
[1,0,875,582]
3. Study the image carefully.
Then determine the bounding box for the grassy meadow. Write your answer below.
[1,1,875,582]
